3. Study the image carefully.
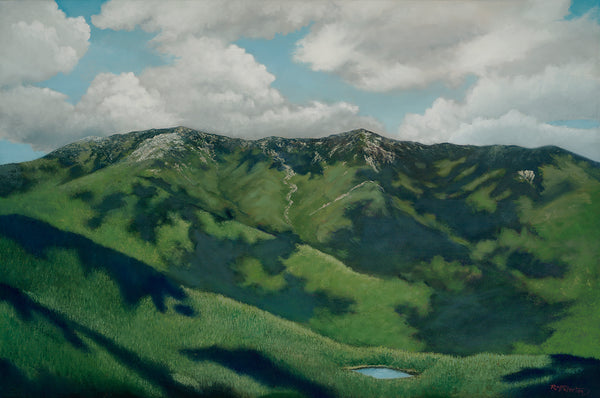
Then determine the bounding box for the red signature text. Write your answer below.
[549,384,590,396]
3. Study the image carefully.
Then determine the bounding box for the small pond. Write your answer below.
[351,367,413,379]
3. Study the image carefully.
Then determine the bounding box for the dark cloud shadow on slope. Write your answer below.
[502,354,600,397]
[0,283,87,351]
[171,230,354,323]
[0,214,186,313]
[181,346,334,398]
[86,192,128,229]
[398,275,566,356]
[0,164,33,197]
[0,284,237,398]
[324,201,470,276]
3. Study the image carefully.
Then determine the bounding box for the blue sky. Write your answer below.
[1,0,599,165]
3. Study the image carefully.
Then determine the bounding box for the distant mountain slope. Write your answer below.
[1,126,599,360]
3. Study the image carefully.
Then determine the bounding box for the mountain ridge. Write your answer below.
[41,125,593,167]
[1,124,599,396]
[21,126,592,198]
[1,125,598,353]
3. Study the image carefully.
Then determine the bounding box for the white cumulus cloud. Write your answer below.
[294,0,599,91]
[0,1,89,86]
[91,0,330,43]
[453,110,599,158]
[0,86,76,148]
[88,0,380,140]
[75,72,178,134]
[0,73,178,150]
[134,36,380,139]
[397,64,600,160]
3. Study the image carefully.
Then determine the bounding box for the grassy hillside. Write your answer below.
[1,127,599,396]
[2,217,599,398]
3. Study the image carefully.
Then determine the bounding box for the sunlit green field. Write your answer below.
[0,235,578,398]
[1,128,599,397]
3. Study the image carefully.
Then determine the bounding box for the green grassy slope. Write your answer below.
[1,127,599,396]
[3,217,588,398]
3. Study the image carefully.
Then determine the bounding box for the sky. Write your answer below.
[0,0,599,165]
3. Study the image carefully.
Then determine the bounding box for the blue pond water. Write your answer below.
[351,367,413,379]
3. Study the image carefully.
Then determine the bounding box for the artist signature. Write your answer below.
[550,384,591,396]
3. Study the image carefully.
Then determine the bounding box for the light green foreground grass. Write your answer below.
[0,236,554,398]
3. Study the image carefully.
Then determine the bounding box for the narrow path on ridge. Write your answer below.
[310,181,383,216]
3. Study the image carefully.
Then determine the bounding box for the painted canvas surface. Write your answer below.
[1,1,599,397]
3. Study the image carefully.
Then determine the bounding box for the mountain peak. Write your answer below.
[129,131,186,162]
[332,128,385,141]
[337,128,378,136]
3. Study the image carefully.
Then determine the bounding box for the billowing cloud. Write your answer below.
[0,1,89,86]
[89,0,381,140]
[141,37,285,124]
[0,73,177,150]
[136,36,380,138]
[451,111,599,162]
[294,0,599,91]
[91,0,330,43]
[0,1,91,150]
[397,64,600,160]
[0,86,76,148]
[90,0,599,158]
[75,72,178,134]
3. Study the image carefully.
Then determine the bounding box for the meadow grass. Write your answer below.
[470,239,498,262]
[2,148,599,395]
[466,184,498,213]
[236,256,287,292]
[196,210,274,244]
[435,157,466,177]
[409,256,482,293]
[289,164,387,243]
[0,163,169,271]
[283,245,430,349]
[391,197,471,247]
[218,151,291,231]
[461,169,506,193]
[392,171,424,195]
[0,235,560,397]
[497,157,600,358]
[453,164,477,181]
